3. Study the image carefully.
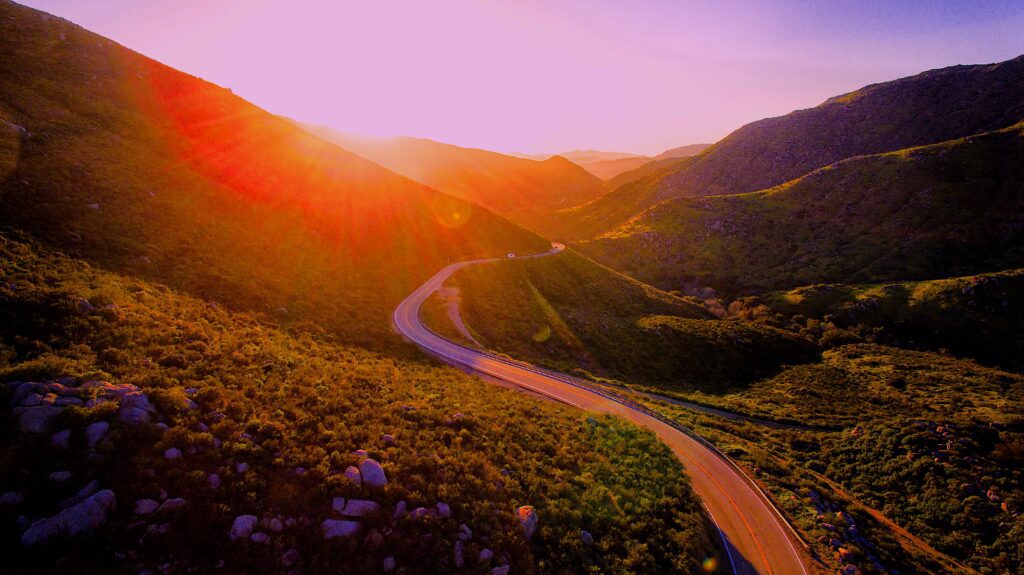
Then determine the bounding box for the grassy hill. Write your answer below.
[575,156,652,180]
[761,268,1024,373]
[299,128,606,237]
[0,0,548,350]
[561,56,1024,239]
[579,122,1024,297]
[0,232,715,574]
[422,249,818,392]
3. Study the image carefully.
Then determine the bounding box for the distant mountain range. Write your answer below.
[509,145,711,181]
[299,128,604,236]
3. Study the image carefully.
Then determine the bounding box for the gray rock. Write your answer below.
[230,515,258,541]
[458,523,472,541]
[158,498,186,513]
[19,406,64,433]
[359,458,387,488]
[321,519,361,539]
[207,474,221,489]
[235,462,249,474]
[383,556,396,572]
[491,566,510,575]
[454,539,465,568]
[580,530,594,546]
[393,500,406,519]
[250,532,269,544]
[77,298,95,313]
[49,471,73,483]
[119,391,156,413]
[55,397,84,407]
[51,429,71,449]
[479,548,494,562]
[436,502,451,518]
[134,499,160,515]
[60,480,100,510]
[517,505,538,540]
[382,434,396,444]
[332,497,346,512]
[344,465,361,486]
[118,406,151,424]
[163,448,182,460]
[21,489,116,545]
[0,491,25,507]
[85,421,109,448]
[339,499,380,518]
[282,548,301,567]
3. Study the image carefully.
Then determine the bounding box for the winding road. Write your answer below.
[393,243,810,575]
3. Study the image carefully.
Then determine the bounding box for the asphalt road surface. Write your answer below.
[393,244,810,575]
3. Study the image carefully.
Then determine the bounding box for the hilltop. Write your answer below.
[579,121,1024,297]
[300,128,606,236]
[560,56,1024,239]
[0,0,548,348]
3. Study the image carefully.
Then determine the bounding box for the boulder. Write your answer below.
[163,448,182,460]
[235,462,250,474]
[382,434,396,444]
[85,421,109,448]
[359,459,387,488]
[51,429,71,449]
[491,566,510,575]
[230,515,258,541]
[457,523,472,541]
[134,499,160,515]
[453,540,465,567]
[118,406,151,424]
[383,556,396,572]
[344,466,362,486]
[339,499,380,518]
[332,497,346,512]
[21,489,116,545]
[479,548,494,562]
[18,406,64,433]
[208,474,221,489]
[321,519,361,539]
[436,502,451,518]
[580,530,594,546]
[250,532,270,544]
[517,505,538,540]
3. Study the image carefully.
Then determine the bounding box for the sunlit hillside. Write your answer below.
[300,127,606,237]
[0,1,547,348]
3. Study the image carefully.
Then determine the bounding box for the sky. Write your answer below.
[21,0,1024,155]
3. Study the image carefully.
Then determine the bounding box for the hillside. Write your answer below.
[0,1,548,349]
[0,232,714,574]
[562,56,1024,239]
[762,268,1024,372]
[300,128,606,236]
[422,249,818,392]
[579,122,1024,296]
[654,143,711,161]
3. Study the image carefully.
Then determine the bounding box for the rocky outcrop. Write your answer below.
[321,519,362,539]
[229,515,257,541]
[21,489,117,545]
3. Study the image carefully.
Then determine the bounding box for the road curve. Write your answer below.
[393,244,810,575]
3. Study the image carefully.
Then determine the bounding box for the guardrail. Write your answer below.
[407,315,812,550]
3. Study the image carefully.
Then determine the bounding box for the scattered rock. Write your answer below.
[207,474,221,489]
[491,566,510,575]
[230,515,258,541]
[359,459,387,488]
[163,448,182,461]
[479,548,494,562]
[436,502,451,518]
[51,429,71,449]
[517,505,538,540]
[250,532,270,544]
[118,406,151,424]
[21,489,116,545]
[321,519,361,539]
[282,548,301,568]
[85,421,109,448]
[49,470,73,483]
[383,556,396,572]
[235,462,250,474]
[580,529,594,546]
[134,499,160,515]
[77,298,95,313]
[339,499,380,518]
[0,491,25,507]
[158,498,186,513]
[382,434,396,444]
[344,466,362,486]
[457,523,472,541]
[18,406,63,433]
[454,539,465,567]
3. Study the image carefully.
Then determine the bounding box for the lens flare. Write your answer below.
[702,557,719,572]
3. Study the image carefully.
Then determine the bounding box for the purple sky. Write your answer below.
[20,0,1024,155]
